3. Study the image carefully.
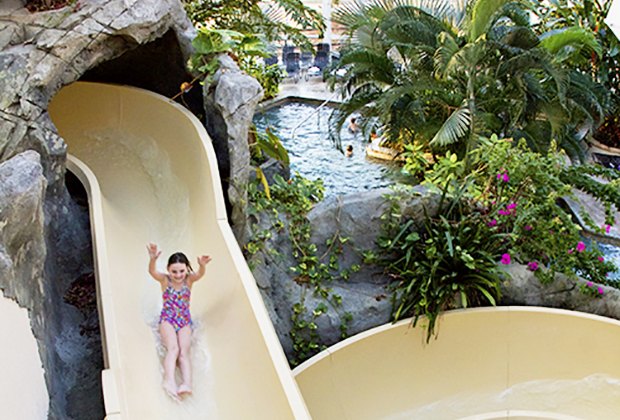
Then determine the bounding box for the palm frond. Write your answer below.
[539,26,602,64]
[430,105,471,146]
[468,0,513,41]
[434,31,461,79]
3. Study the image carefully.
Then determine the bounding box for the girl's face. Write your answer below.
[168,262,188,282]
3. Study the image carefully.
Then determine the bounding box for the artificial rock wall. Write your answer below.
[0,1,197,418]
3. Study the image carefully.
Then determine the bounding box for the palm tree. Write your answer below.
[329,0,611,161]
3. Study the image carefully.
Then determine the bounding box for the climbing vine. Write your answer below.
[247,174,357,365]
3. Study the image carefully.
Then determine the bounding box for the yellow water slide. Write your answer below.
[49,82,310,419]
[294,307,620,419]
[48,82,620,420]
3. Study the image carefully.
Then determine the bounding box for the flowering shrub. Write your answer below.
[579,281,605,298]
[385,135,620,340]
[421,135,619,286]
[379,186,507,342]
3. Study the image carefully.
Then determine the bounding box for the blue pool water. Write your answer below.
[253,102,397,196]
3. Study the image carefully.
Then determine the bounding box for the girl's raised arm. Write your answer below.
[188,255,212,284]
[146,243,166,283]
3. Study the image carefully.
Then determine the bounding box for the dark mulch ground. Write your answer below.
[25,0,74,12]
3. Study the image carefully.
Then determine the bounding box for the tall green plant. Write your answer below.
[408,135,619,284]
[183,0,325,50]
[328,0,612,161]
[188,28,268,80]
[379,185,506,342]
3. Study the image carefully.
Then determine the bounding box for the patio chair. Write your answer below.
[285,52,301,81]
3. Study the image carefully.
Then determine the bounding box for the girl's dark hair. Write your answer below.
[167,252,193,272]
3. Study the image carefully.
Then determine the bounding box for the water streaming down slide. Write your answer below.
[49,82,310,419]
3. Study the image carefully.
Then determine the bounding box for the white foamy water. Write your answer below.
[385,374,620,420]
[143,286,218,418]
[69,127,192,244]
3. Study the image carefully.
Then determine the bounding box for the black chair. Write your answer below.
[285,52,301,79]
[316,43,330,54]
[282,45,295,65]
[314,51,329,71]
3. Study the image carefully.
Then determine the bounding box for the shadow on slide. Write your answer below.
[49,82,309,419]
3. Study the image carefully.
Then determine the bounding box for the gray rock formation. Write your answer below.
[0,151,46,312]
[500,263,620,317]
[203,54,264,245]
[0,1,196,418]
[250,186,440,361]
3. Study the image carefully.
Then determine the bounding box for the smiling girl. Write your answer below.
[146,243,212,401]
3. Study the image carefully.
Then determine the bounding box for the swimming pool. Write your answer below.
[253,102,397,196]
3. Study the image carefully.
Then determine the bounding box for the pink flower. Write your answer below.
[576,241,586,252]
[500,253,511,265]
[567,249,573,254]
[527,261,539,271]
[598,256,605,262]
[587,281,593,287]
[498,209,511,216]
[524,225,532,231]
[606,224,612,234]
[598,286,604,295]
[507,202,517,210]
[497,171,509,182]
[488,219,498,227]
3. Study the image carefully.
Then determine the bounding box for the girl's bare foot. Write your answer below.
[163,381,180,402]
[178,383,192,397]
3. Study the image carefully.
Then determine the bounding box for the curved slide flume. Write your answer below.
[294,307,620,419]
[49,82,310,419]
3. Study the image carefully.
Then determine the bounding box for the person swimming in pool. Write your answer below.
[147,243,212,401]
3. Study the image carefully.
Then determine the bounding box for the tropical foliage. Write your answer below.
[327,0,612,161]
[183,0,325,50]
[406,135,619,283]
[532,0,620,149]
[385,134,619,340]
[379,185,507,342]
[533,0,620,98]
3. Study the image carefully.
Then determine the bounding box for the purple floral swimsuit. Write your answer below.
[159,277,192,331]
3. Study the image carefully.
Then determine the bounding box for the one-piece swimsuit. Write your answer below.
[159,277,192,331]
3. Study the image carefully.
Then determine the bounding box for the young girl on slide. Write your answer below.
[147,243,212,401]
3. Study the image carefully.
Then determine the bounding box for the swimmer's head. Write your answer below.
[168,252,193,272]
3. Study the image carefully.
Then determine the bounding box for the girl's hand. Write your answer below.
[147,243,161,260]
[197,255,212,267]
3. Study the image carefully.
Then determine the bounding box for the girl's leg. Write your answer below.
[159,321,180,399]
[177,325,193,396]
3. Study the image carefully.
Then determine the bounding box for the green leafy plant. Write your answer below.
[241,61,285,100]
[423,135,619,285]
[327,0,612,161]
[188,27,269,84]
[247,174,359,365]
[388,134,620,340]
[183,0,324,51]
[379,186,507,342]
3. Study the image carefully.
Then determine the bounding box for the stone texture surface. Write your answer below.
[250,187,441,360]
[203,54,264,245]
[0,151,46,311]
[0,1,195,418]
[500,264,620,317]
